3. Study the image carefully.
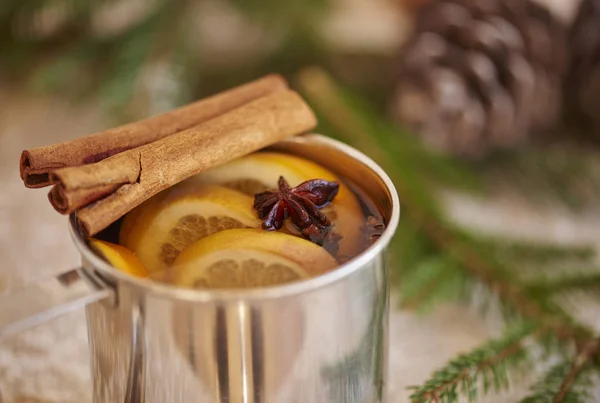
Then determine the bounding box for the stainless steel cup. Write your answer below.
[0,134,400,403]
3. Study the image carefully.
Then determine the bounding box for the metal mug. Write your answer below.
[0,134,400,403]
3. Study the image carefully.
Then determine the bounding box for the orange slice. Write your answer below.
[170,229,338,289]
[120,185,261,275]
[89,239,148,278]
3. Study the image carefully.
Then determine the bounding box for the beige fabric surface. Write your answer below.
[1,87,599,403]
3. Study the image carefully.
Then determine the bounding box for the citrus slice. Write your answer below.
[89,239,148,278]
[170,229,338,289]
[181,152,365,258]
[120,185,262,275]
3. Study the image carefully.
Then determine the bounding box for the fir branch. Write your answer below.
[520,342,599,403]
[479,237,596,266]
[553,340,600,403]
[399,257,470,312]
[428,226,590,340]
[409,323,539,403]
[525,272,600,296]
[459,233,597,287]
[479,146,600,211]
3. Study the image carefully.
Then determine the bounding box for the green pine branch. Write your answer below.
[408,322,539,403]
[524,271,600,296]
[479,146,600,211]
[478,237,596,266]
[398,256,470,312]
[461,233,600,298]
[521,341,599,403]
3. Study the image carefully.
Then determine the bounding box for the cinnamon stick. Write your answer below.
[51,90,316,236]
[49,184,120,214]
[20,74,288,188]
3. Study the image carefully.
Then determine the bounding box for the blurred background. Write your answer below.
[1,0,600,402]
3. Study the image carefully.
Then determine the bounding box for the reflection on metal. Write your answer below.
[125,305,146,403]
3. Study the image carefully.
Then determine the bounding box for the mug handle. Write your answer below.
[0,268,114,339]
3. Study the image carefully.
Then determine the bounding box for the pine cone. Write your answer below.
[391,0,568,157]
[565,0,600,141]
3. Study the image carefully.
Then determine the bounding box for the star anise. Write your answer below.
[364,215,386,245]
[301,225,343,256]
[253,176,340,231]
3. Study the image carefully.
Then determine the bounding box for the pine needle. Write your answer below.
[520,344,599,403]
[399,256,470,313]
[479,146,600,211]
[479,237,596,266]
[409,322,539,403]
[525,271,600,296]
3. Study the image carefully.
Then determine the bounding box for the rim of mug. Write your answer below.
[69,134,400,301]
